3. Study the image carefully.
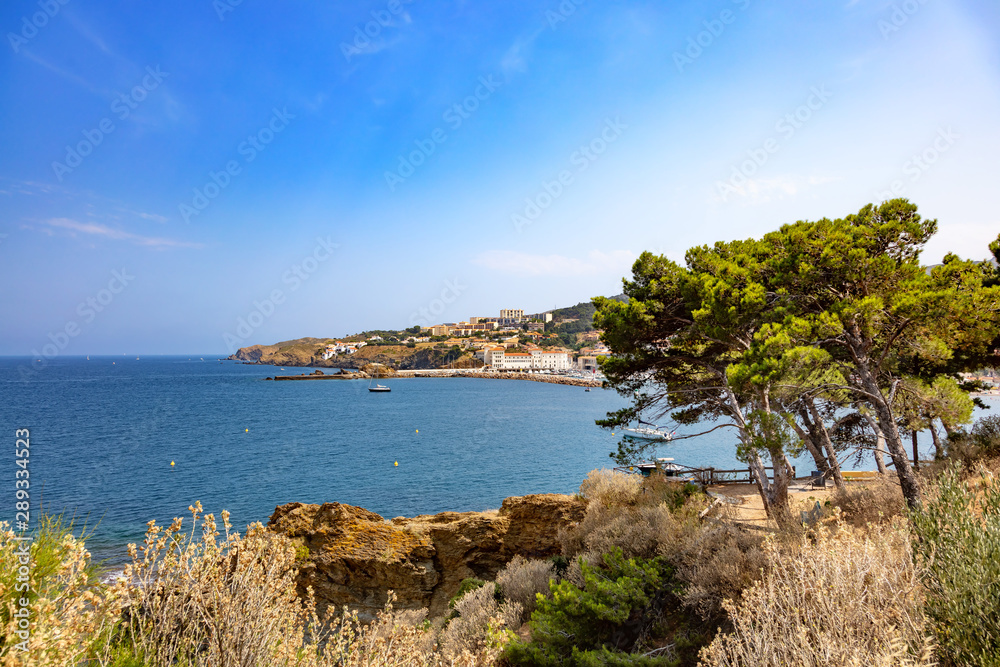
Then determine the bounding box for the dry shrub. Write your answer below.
[672,521,768,622]
[571,503,688,561]
[102,503,511,666]
[0,518,117,667]
[699,521,934,667]
[105,502,311,667]
[315,591,506,667]
[829,476,905,527]
[563,472,704,562]
[563,470,769,623]
[578,468,643,507]
[437,584,521,660]
[495,555,554,623]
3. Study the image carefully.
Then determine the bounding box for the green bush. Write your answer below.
[504,548,679,666]
[946,415,1000,464]
[910,464,1000,666]
[971,415,1000,457]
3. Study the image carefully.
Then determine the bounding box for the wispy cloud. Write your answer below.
[500,27,545,75]
[0,179,65,197]
[40,218,202,249]
[718,174,841,205]
[472,249,634,277]
[19,50,104,96]
[65,14,114,56]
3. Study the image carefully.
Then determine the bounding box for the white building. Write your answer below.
[323,341,367,358]
[484,347,571,371]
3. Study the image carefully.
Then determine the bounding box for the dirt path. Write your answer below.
[706,479,837,527]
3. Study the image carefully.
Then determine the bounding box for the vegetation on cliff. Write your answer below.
[3,444,1000,665]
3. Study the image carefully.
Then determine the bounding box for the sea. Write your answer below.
[1,356,995,566]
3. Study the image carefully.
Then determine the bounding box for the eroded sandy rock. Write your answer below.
[268,493,585,619]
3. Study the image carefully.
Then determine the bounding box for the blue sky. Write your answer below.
[1,0,998,355]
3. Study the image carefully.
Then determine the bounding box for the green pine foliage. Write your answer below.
[504,548,680,666]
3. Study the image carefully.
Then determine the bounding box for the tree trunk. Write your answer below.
[747,448,794,527]
[862,412,888,475]
[853,352,921,508]
[805,401,845,489]
[768,450,795,527]
[789,415,830,478]
[727,387,793,526]
[929,423,944,459]
[911,430,920,470]
[746,449,773,517]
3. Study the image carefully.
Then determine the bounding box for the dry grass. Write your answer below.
[828,476,906,527]
[698,521,934,667]
[495,555,554,624]
[2,504,513,666]
[577,468,644,507]
[103,503,309,666]
[0,519,117,667]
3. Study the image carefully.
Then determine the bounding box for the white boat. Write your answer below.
[622,421,673,442]
[368,366,391,393]
[634,458,684,477]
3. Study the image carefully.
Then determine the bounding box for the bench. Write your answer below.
[841,471,879,481]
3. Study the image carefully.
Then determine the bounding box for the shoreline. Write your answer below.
[266,368,604,387]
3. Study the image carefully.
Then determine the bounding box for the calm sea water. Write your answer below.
[1,356,995,565]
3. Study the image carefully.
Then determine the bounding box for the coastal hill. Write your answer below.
[228,295,626,369]
[229,339,482,369]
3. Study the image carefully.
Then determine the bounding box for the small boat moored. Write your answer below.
[622,420,673,442]
[368,366,392,393]
[633,458,684,477]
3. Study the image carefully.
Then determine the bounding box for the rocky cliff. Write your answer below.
[230,339,482,370]
[268,494,585,619]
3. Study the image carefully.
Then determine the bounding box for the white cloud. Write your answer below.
[40,218,202,249]
[720,174,842,205]
[500,27,544,75]
[472,249,635,277]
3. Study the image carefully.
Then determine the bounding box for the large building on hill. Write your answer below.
[484,347,571,371]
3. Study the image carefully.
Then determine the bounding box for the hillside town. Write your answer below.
[320,307,611,373]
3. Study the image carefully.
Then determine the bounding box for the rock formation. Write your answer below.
[267,494,585,619]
